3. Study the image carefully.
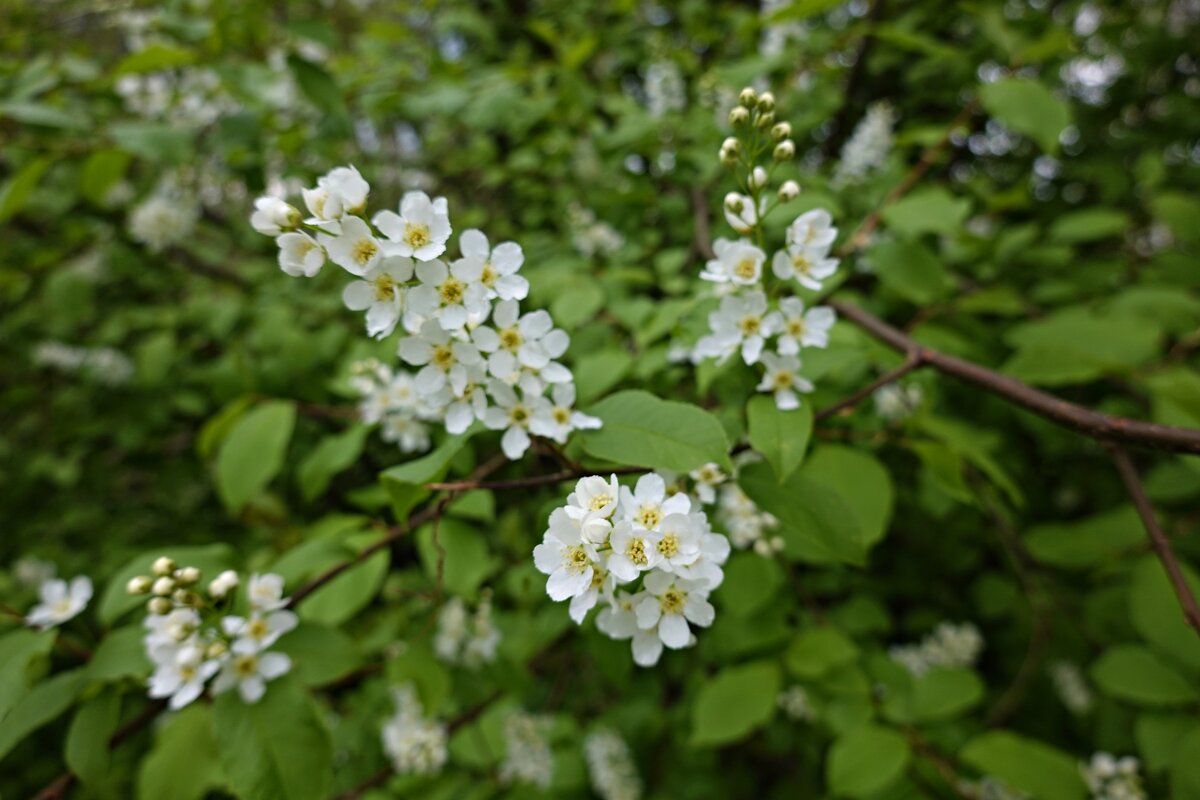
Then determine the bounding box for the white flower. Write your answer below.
[444,361,489,435]
[342,255,414,339]
[382,685,448,775]
[607,521,662,582]
[499,711,553,788]
[568,560,613,625]
[483,379,545,460]
[834,102,896,184]
[276,231,325,277]
[688,463,727,505]
[211,650,292,703]
[771,245,839,291]
[247,573,287,612]
[374,191,452,261]
[778,685,814,722]
[144,608,201,648]
[303,165,370,227]
[650,513,703,574]
[775,296,836,354]
[474,300,571,386]
[318,216,383,277]
[26,576,92,630]
[565,475,620,530]
[694,290,776,365]
[529,382,601,443]
[584,729,643,800]
[533,508,600,601]
[757,351,814,410]
[1049,661,1093,716]
[128,196,197,252]
[250,195,300,236]
[723,193,766,235]
[222,609,299,652]
[874,383,923,421]
[397,320,483,396]
[406,258,489,331]
[382,414,433,453]
[635,570,714,651]
[786,209,838,252]
[456,229,528,301]
[598,591,667,667]
[700,238,767,285]
[618,473,691,532]
[208,569,239,600]
[148,643,220,710]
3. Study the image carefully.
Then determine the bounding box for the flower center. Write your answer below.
[661,588,685,615]
[658,533,679,558]
[626,538,648,566]
[772,371,794,390]
[787,318,805,336]
[374,273,397,301]
[635,506,662,529]
[481,263,496,286]
[499,327,522,351]
[552,407,570,425]
[566,545,590,573]
[733,258,758,280]
[233,654,258,678]
[404,223,431,249]
[52,599,73,615]
[179,664,197,681]
[247,618,270,640]
[353,239,379,266]
[738,315,761,336]
[792,254,812,274]
[438,278,465,304]
[590,566,606,589]
[432,344,455,369]
[589,493,612,511]
[509,404,529,425]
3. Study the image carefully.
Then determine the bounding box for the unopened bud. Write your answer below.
[771,122,792,141]
[719,147,739,167]
[750,166,768,189]
[773,140,795,161]
[738,87,757,107]
[757,92,776,112]
[753,539,772,556]
[721,137,740,154]
[208,569,239,600]
[729,106,750,127]
[175,566,201,585]
[724,192,745,213]
[778,180,801,201]
[152,576,175,596]
[756,110,776,129]
[126,576,152,595]
[147,597,172,615]
[152,556,176,577]
[771,536,786,552]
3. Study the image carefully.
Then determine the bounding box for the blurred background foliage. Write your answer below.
[1,0,1199,798]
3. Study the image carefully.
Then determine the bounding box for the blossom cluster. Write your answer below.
[127,559,294,708]
[32,341,135,386]
[584,728,642,800]
[533,473,730,667]
[833,101,897,185]
[1081,754,1146,800]
[1049,660,1094,715]
[690,88,839,411]
[498,710,554,788]
[433,591,501,668]
[250,166,600,460]
[381,684,448,776]
[658,460,783,557]
[777,685,815,722]
[889,621,984,676]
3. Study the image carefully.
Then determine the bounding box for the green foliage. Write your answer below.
[580,390,733,472]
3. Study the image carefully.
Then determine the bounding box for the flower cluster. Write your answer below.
[777,685,815,722]
[127,559,294,708]
[25,574,92,630]
[834,101,897,185]
[250,166,600,460]
[128,193,199,252]
[433,591,501,668]
[568,202,624,258]
[874,382,924,422]
[889,621,984,676]
[32,341,136,386]
[533,473,730,667]
[1049,660,1094,715]
[381,684,448,776]
[1081,754,1146,800]
[584,728,642,800]
[498,710,554,788]
[691,88,839,411]
[656,461,783,557]
[960,778,1030,800]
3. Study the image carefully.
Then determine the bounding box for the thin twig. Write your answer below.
[425,464,645,492]
[814,351,923,421]
[1109,445,1200,634]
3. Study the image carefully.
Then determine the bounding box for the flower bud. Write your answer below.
[208,569,239,600]
[152,576,175,596]
[755,110,776,129]
[757,92,776,112]
[773,140,796,161]
[771,536,786,552]
[126,575,152,595]
[721,137,740,155]
[738,87,757,107]
[719,147,739,167]
[771,122,792,141]
[152,556,177,577]
[175,566,201,585]
[778,180,801,201]
[723,192,745,214]
[728,106,750,127]
[147,597,172,615]
[172,588,201,607]
[750,166,768,189]
[753,539,772,556]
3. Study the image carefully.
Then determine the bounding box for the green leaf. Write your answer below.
[869,238,950,305]
[380,431,474,520]
[298,549,389,626]
[691,660,781,746]
[717,553,784,617]
[890,667,985,723]
[979,78,1071,152]
[212,674,333,800]
[288,55,346,116]
[66,688,121,788]
[297,424,369,501]
[113,43,197,75]
[1170,726,1200,795]
[99,544,236,624]
[0,668,86,759]
[87,625,152,683]
[738,461,867,565]
[801,445,894,547]
[881,187,971,236]
[1091,645,1198,706]
[746,395,812,482]
[416,517,496,598]
[767,0,844,22]
[275,623,362,686]
[580,390,732,472]
[1049,208,1130,243]
[784,627,859,680]
[827,724,910,797]
[573,349,634,405]
[1129,556,1200,671]
[1150,191,1200,244]
[0,157,52,223]
[109,122,195,162]
[137,704,225,800]
[214,400,296,512]
[1023,506,1144,569]
[550,283,605,329]
[1135,713,1196,773]
[0,101,90,130]
[960,731,1086,800]
[0,629,56,719]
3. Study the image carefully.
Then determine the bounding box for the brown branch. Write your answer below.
[814,351,923,421]
[1109,445,1200,633]
[830,298,1200,454]
[425,464,646,492]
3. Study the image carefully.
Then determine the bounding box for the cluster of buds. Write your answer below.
[722,87,799,202]
[126,556,234,616]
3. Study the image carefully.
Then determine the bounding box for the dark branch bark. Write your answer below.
[814,351,923,421]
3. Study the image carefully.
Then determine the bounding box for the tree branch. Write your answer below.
[814,351,923,421]
[1108,445,1200,634]
[425,464,645,492]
